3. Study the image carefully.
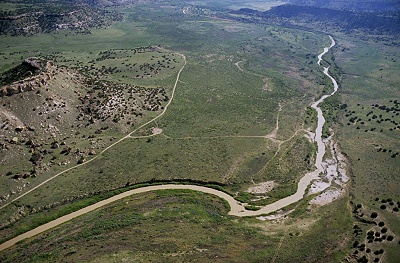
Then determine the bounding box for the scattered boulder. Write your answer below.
[12,174,22,179]
[60,146,71,155]
[15,126,25,132]
[51,142,60,149]
[29,151,44,164]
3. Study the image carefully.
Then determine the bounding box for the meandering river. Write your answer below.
[0,36,338,252]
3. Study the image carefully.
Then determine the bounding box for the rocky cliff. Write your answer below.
[0,58,54,97]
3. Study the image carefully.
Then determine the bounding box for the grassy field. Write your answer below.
[0,2,327,208]
[1,0,399,262]
[330,34,400,262]
[0,189,352,263]
[333,35,400,203]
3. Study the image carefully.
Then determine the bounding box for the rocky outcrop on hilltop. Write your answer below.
[0,55,173,184]
[0,58,54,97]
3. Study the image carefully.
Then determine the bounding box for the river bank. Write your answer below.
[0,35,348,252]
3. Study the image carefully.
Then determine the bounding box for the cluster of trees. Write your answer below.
[344,101,399,158]
[0,49,176,185]
[0,1,122,36]
[135,54,177,78]
[350,201,398,263]
[95,46,155,61]
[79,80,168,124]
[83,48,178,80]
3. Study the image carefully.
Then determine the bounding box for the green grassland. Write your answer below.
[330,34,400,263]
[1,0,399,262]
[0,190,353,263]
[0,2,327,206]
[333,35,400,203]
[6,133,312,207]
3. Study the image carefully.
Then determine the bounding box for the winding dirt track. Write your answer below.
[0,54,187,211]
[0,36,339,252]
[0,185,242,252]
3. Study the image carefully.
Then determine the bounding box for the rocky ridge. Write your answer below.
[0,58,54,97]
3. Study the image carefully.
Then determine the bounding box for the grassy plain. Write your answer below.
[3,0,399,262]
[334,35,400,202]
[0,2,328,208]
[331,34,400,262]
[0,190,353,263]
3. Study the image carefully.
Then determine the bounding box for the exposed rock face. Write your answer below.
[0,58,54,97]
[23,57,46,70]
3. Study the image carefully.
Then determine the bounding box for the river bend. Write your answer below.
[0,36,338,252]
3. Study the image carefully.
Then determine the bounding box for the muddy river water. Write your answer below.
[0,36,339,252]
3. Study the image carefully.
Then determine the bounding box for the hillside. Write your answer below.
[0,57,48,88]
[231,5,400,35]
[0,0,122,36]
[288,0,400,12]
[0,0,399,262]
[0,54,175,187]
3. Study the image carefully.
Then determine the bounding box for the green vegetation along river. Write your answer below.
[0,35,340,252]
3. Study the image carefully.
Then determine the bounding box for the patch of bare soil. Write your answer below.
[256,209,294,221]
[309,188,344,206]
[247,181,274,194]
[262,78,272,91]
[152,127,163,135]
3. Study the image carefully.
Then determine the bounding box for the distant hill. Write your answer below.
[0,0,122,36]
[231,4,400,35]
[85,0,163,6]
[288,0,400,12]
